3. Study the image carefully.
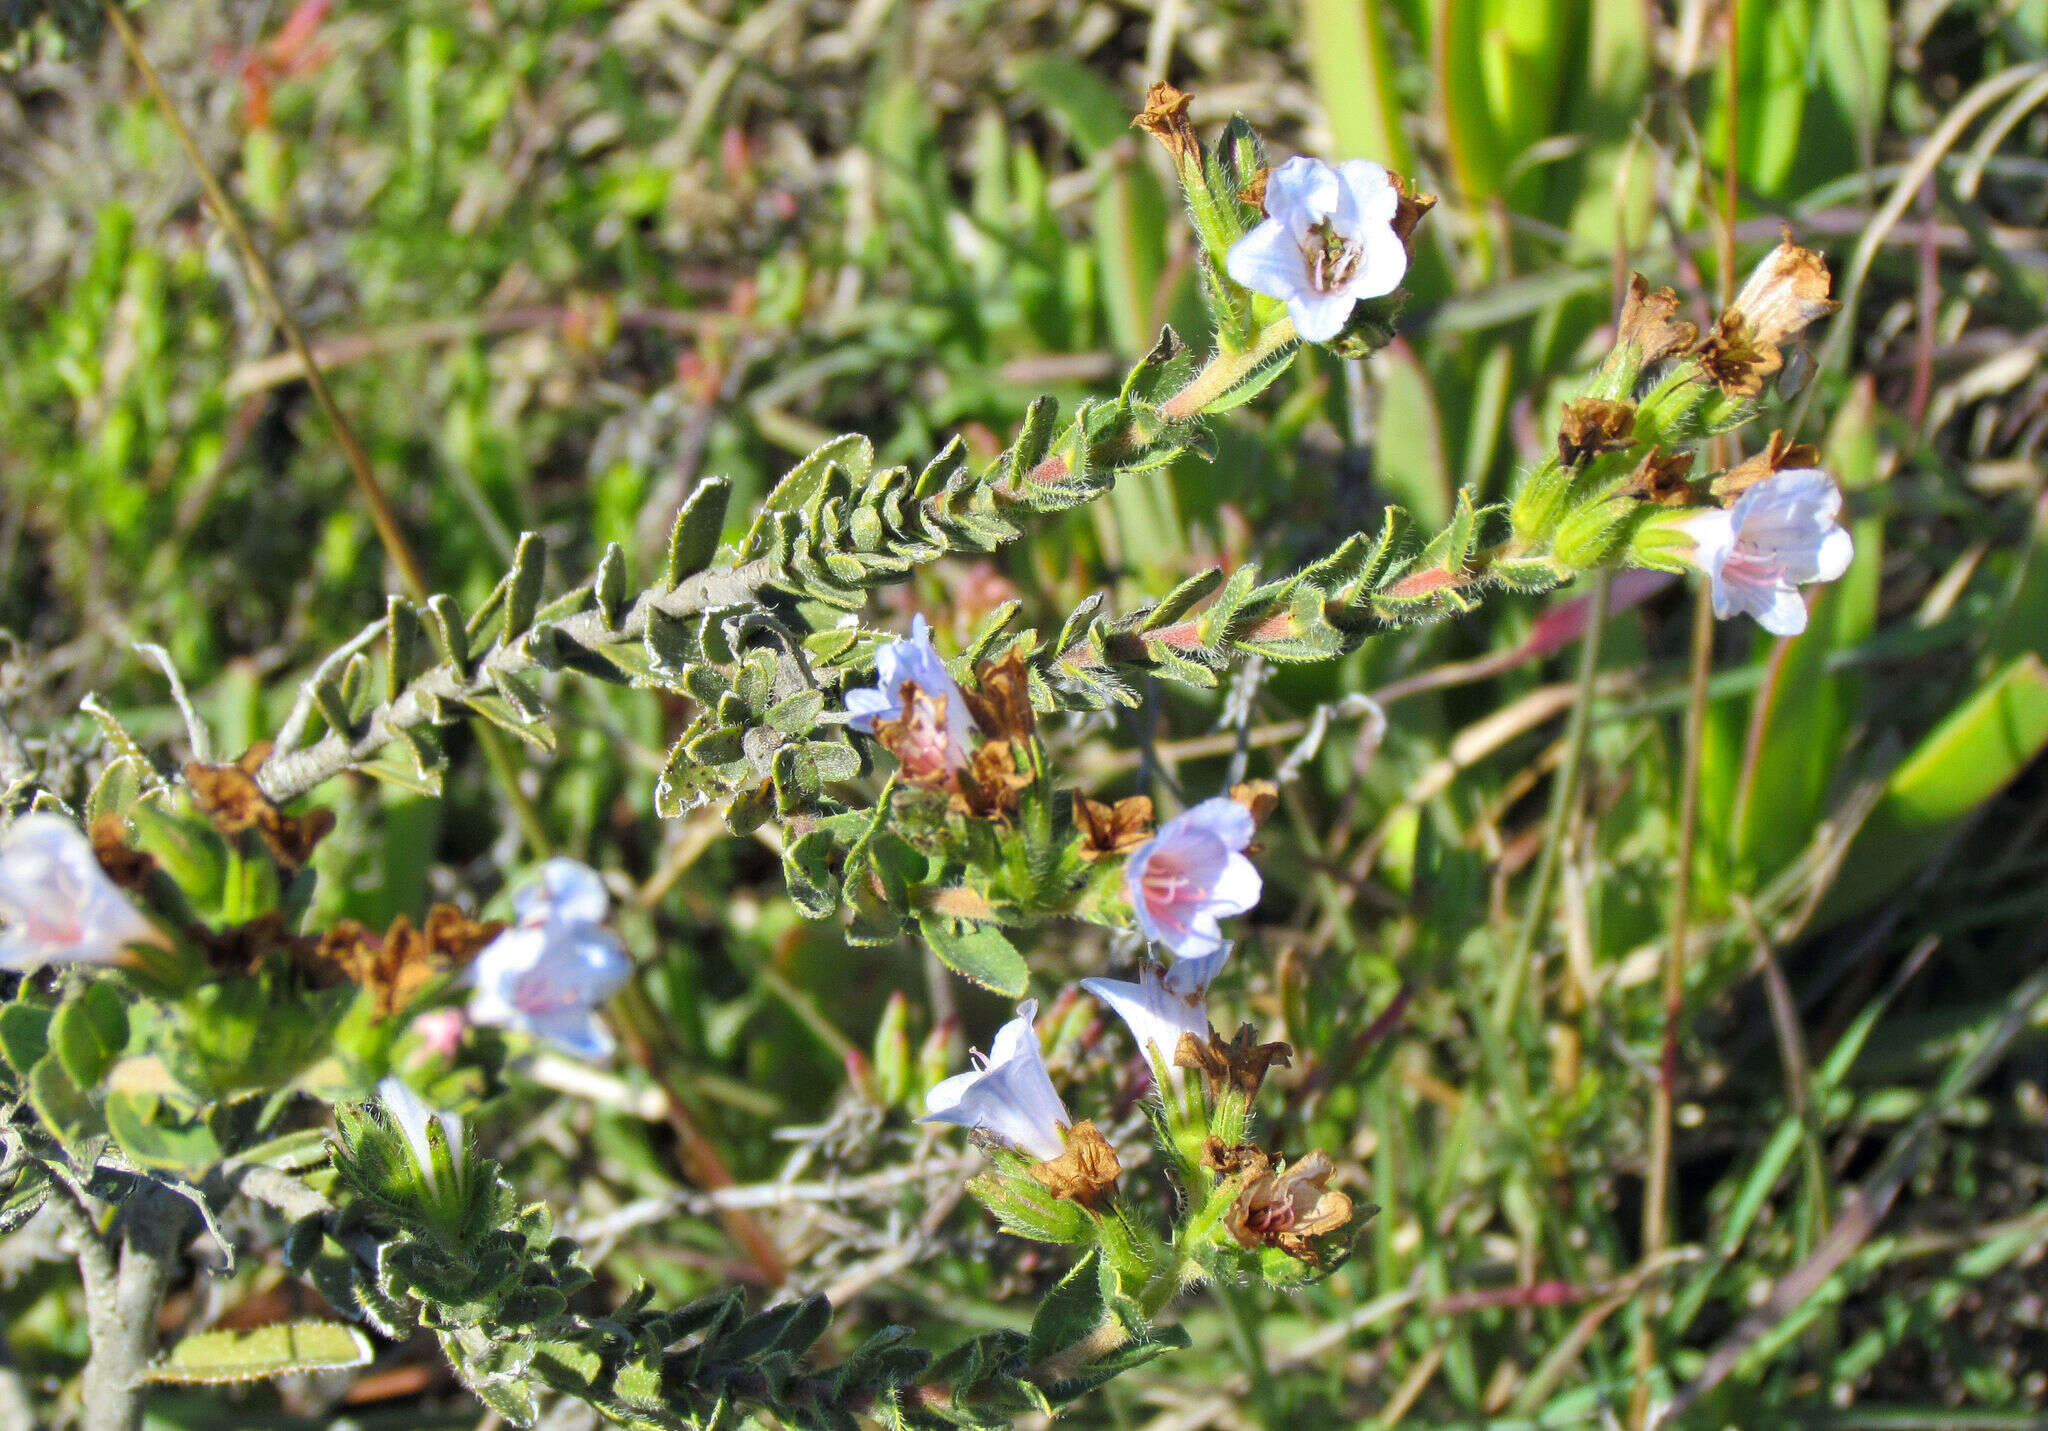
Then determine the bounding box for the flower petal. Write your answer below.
[515,857,610,926]
[1172,797,1255,852]
[1205,852,1262,919]
[1332,160,1399,228]
[1225,219,1311,302]
[1262,156,1338,231]
[1288,289,1357,344]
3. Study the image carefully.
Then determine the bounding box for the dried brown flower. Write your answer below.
[1390,172,1437,249]
[1175,1023,1294,1101]
[1221,1149,1355,1264]
[1694,310,1781,398]
[1730,235,1839,351]
[1238,169,1269,212]
[1026,1119,1122,1209]
[184,742,336,871]
[317,904,503,1018]
[961,650,1036,742]
[1556,398,1637,468]
[1616,275,1698,365]
[1133,82,1199,164]
[89,814,157,893]
[1623,447,1700,507]
[1696,237,1838,398]
[1074,793,1154,861]
[952,741,1033,823]
[196,912,327,981]
[1710,430,1822,502]
[1200,1137,1271,1178]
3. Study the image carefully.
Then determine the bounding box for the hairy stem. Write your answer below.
[1158,319,1299,420]
[253,559,776,803]
[77,1183,191,1431]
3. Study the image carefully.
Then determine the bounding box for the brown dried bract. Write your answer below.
[1073,793,1154,861]
[1221,1149,1355,1264]
[952,741,1033,823]
[1710,430,1822,502]
[1133,82,1198,164]
[1237,168,1269,213]
[1391,172,1436,248]
[962,650,1036,741]
[1175,1023,1294,1101]
[1730,234,1838,351]
[318,904,504,1018]
[184,742,336,871]
[1556,398,1637,469]
[1027,1119,1122,1209]
[89,814,157,892]
[1616,274,1698,365]
[1624,447,1699,507]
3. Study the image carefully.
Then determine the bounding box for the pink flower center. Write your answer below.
[1140,853,1200,932]
[511,968,581,1017]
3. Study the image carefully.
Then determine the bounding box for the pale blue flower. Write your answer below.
[1125,798,1261,959]
[923,1001,1071,1161]
[0,813,158,970]
[468,859,631,1058]
[843,615,975,776]
[1681,469,1854,637]
[1225,156,1408,343]
[1081,948,1227,1089]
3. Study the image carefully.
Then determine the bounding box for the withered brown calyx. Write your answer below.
[1624,447,1699,507]
[89,814,157,892]
[1218,1148,1355,1265]
[1026,1119,1122,1209]
[962,650,1036,742]
[184,742,336,871]
[1074,792,1154,860]
[1556,398,1637,469]
[1174,1024,1293,1101]
[952,742,1033,823]
[317,904,504,1018]
[1616,274,1698,365]
[1132,81,1198,165]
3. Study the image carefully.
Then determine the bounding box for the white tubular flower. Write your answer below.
[922,1001,1071,1162]
[1124,797,1261,959]
[1081,947,1227,1087]
[468,859,631,1059]
[0,813,158,970]
[1680,468,1854,637]
[377,1075,464,1199]
[1225,156,1409,343]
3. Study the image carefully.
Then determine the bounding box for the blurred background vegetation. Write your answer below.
[4,0,2048,1426]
